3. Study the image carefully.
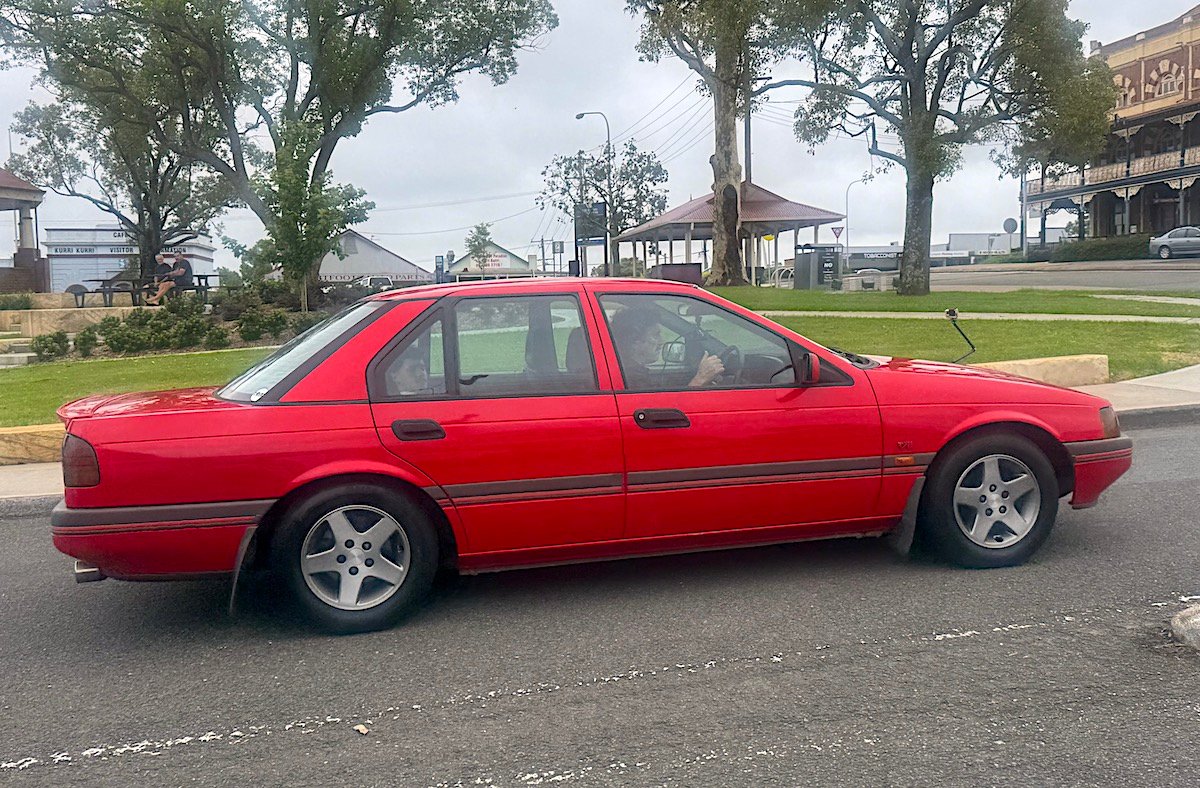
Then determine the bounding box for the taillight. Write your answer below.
[1099,406,1121,439]
[62,434,100,487]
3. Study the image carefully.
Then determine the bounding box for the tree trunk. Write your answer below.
[708,71,746,286]
[898,166,935,296]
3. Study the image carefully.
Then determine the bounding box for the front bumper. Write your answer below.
[51,499,271,580]
[1064,436,1133,509]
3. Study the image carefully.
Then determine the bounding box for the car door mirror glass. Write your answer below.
[662,340,686,365]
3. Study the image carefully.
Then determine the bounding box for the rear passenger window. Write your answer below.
[379,315,447,398]
[454,295,597,396]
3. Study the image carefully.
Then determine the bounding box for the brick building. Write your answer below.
[1026,5,1200,239]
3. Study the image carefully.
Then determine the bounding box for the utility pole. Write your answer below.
[539,237,547,273]
[576,111,613,276]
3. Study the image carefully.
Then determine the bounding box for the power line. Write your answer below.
[627,94,709,144]
[611,73,697,142]
[661,120,714,163]
[372,190,540,213]
[647,101,711,156]
[366,206,540,236]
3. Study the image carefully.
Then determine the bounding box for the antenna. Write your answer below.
[945,308,976,364]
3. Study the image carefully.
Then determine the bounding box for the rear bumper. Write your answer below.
[1064,436,1133,509]
[51,499,271,580]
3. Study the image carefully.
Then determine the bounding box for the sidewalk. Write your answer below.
[4,364,1198,516]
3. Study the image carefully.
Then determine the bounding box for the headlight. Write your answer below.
[1099,406,1121,439]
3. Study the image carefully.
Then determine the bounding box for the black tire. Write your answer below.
[1159,245,1173,259]
[918,433,1059,569]
[273,484,439,634]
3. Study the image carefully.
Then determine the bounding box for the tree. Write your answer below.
[538,140,670,250]
[464,223,493,268]
[627,0,833,285]
[0,0,557,305]
[7,98,233,280]
[767,0,1115,294]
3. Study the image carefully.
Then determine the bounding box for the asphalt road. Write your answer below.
[2,424,1198,787]
[930,261,1200,292]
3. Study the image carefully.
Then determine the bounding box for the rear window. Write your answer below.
[218,302,386,402]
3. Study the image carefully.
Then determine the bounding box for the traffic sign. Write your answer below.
[831,226,844,239]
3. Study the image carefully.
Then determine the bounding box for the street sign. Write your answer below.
[580,238,606,246]
[1002,217,1019,234]
[552,240,564,255]
[831,226,844,239]
[574,202,607,241]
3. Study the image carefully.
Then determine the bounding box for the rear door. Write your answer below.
[369,290,624,555]
[591,287,883,539]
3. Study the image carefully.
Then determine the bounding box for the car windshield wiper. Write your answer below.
[827,346,875,367]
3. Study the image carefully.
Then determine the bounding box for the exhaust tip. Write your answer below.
[73,560,106,583]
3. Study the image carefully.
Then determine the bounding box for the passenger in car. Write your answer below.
[609,307,724,389]
[392,355,430,395]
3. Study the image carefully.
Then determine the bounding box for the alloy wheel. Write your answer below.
[952,454,1041,549]
[300,505,410,610]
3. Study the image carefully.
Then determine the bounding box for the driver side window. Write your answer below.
[599,293,797,391]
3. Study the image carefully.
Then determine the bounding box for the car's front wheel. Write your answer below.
[1159,245,1173,259]
[919,434,1059,568]
[274,484,438,633]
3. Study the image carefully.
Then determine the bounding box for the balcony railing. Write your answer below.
[1027,150,1194,196]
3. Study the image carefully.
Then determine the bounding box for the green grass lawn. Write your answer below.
[3,315,1198,428]
[711,287,1200,317]
[0,348,272,427]
[775,316,1200,381]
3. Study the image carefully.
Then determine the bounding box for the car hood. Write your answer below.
[863,356,1105,408]
[57,387,239,422]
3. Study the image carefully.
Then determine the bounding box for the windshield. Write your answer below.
[218,301,387,402]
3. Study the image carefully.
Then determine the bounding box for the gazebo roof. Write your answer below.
[616,181,843,242]
[0,169,44,211]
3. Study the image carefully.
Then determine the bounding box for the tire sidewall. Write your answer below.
[274,484,438,634]
[921,434,1059,568]
[1159,245,1172,259]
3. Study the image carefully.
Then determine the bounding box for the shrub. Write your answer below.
[257,279,302,311]
[74,326,99,357]
[30,330,69,361]
[290,311,325,336]
[203,325,231,350]
[261,308,291,339]
[97,315,123,335]
[213,288,262,321]
[164,293,204,319]
[124,308,155,328]
[103,323,151,354]
[1049,234,1150,263]
[0,293,33,310]
[321,282,373,308]
[237,307,265,341]
[170,317,209,349]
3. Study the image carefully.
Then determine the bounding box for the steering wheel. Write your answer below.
[717,345,743,384]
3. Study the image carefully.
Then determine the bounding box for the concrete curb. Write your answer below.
[1170,605,1200,652]
[0,494,61,519]
[1113,404,1200,430]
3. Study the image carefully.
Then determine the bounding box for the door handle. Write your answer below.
[633,408,691,430]
[391,419,446,441]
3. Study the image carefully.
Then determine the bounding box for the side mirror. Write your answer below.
[799,352,820,385]
[662,340,686,365]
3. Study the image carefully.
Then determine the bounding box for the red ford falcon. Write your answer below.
[53,279,1132,633]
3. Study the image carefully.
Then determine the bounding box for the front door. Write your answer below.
[592,289,883,539]
[369,291,623,556]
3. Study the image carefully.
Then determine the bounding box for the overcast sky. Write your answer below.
[0,0,1189,269]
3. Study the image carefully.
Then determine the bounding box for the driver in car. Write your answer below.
[610,307,725,388]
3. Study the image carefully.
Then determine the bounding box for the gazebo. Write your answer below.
[615,180,844,275]
[0,169,47,293]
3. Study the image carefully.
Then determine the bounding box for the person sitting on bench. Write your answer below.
[145,253,193,305]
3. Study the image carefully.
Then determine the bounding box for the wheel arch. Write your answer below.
[250,473,460,572]
[927,420,1075,498]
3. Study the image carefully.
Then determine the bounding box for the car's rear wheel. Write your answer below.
[1159,245,1173,259]
[919,434,1058,568]
[274,484,438,633]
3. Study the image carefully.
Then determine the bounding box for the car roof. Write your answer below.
[369,277,702,302]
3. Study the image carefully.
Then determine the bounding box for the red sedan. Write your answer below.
[53,279,1132,632]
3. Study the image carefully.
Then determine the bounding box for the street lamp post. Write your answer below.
[844,178,865,274]
[576,111,612,276]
